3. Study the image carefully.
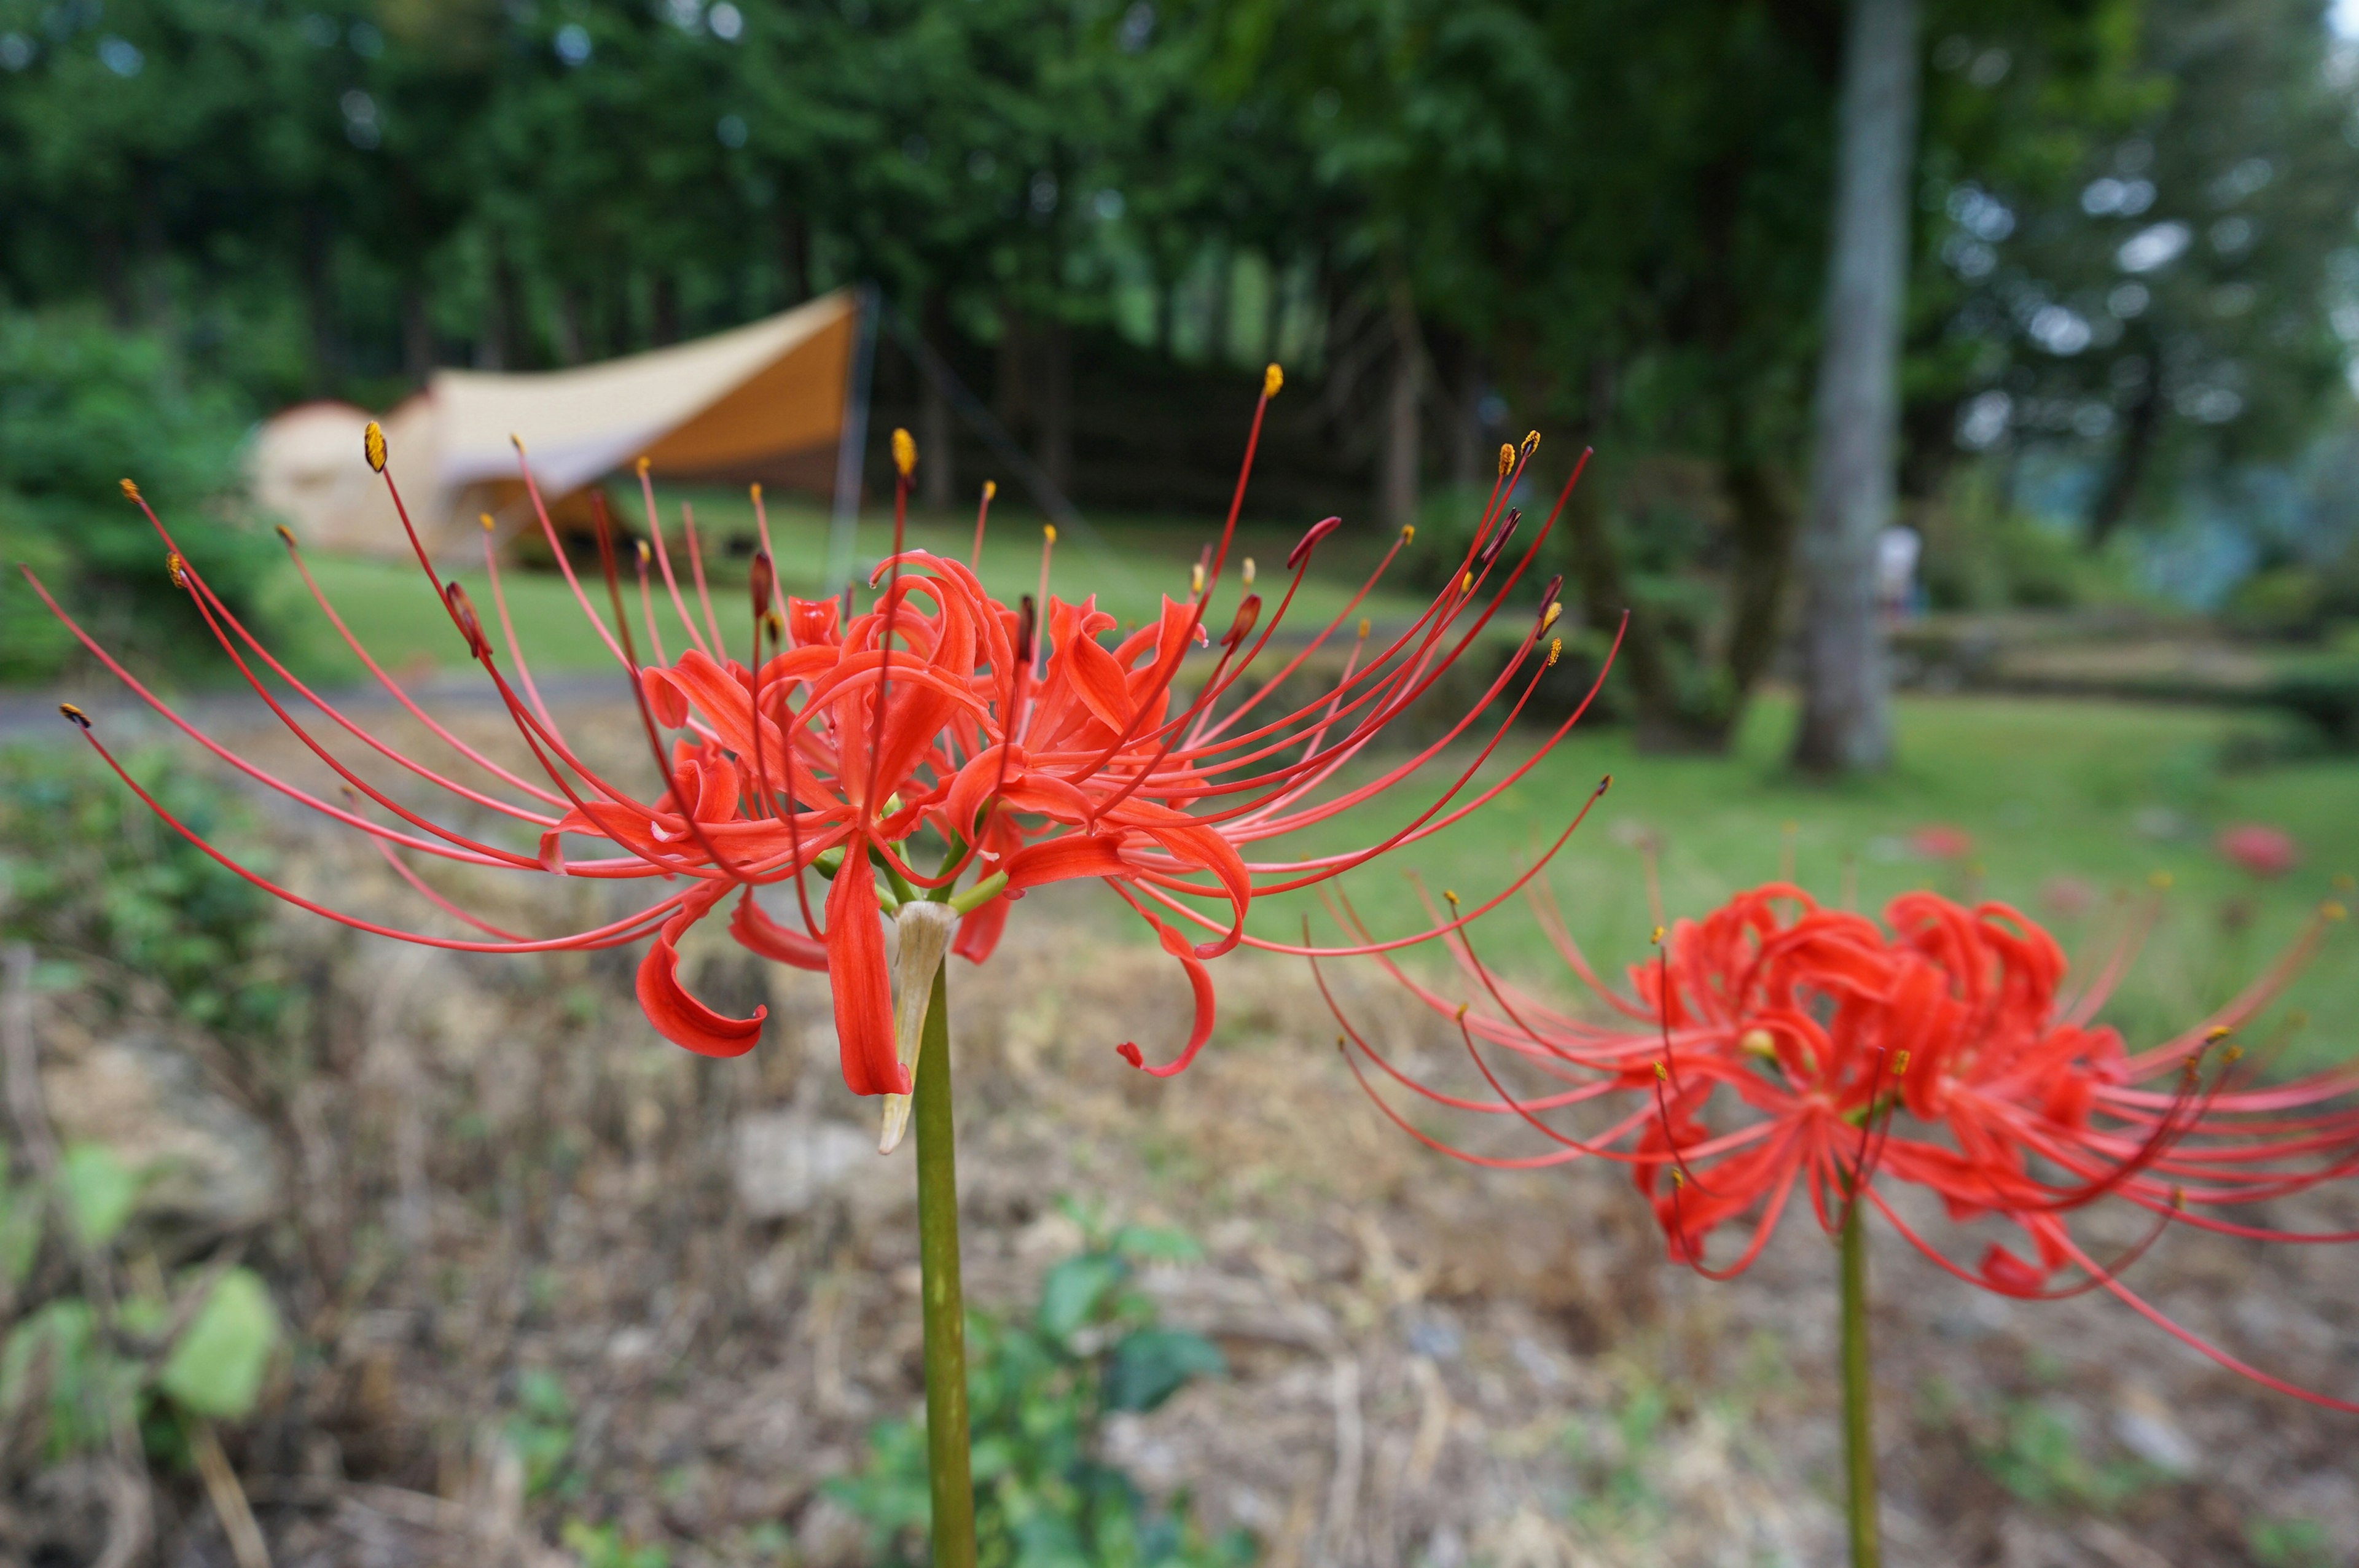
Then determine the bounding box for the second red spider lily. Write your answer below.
[1325,878,2357,1564]
[1323,879,2359,1406]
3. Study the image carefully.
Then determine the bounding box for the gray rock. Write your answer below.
[731,1112,874,1220]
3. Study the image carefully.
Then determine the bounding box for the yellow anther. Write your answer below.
[1401,525,1415,545]
[1460,570,1473,593]
[2205,1025,2231,1041]
[1443,889,1460,907]
[1357,617,1371,639]
[1654,1061,1669,1082]
[365,421,388,472]
[2149,870,2173,890]
[982,479,997,501]
[1651,925,1665,945]
[2221,1043,2244,1064]
[1892,1050,1910,1075]
[1739,1028,1777,1059]
[1670,1168,1686,1189]
[1044,523,1057,544]
[636,456,651,475]
[274,523,295,545]
[165,552,187,588]
[2324,900,2349,922]
[1546,638,1562,667]
[891,427,917,478]
[479,512,495,532]
[1264,362,1283,398]
[765,608,786,639]
[636,539,651,566]
[1243,557,1256,585]
[1541,601,1562,631]
[119,477,141,500]
[1336,1034,1348,1051]
[1496,442,1514,477]
[1454,1001,1470,1021]
[1521,429,1540,456]
[59,703,90,728]
[509,432,526,453]
[750,482,762,502]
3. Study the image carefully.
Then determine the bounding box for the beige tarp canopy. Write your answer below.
[252,289,865,560]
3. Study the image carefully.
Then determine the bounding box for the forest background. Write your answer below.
[8,0,2359,761]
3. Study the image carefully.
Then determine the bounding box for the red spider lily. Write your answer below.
[1909,823,1974,862]
[1321,879,2359,1409]
[2217,822,2299,879]
[27,367,1622,1133]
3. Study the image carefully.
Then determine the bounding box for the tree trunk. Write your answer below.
[995,308,1030,442]
[2085,357,2159,548]
[1791,0,1919,776]
[918,295,955,512]
[300,208,343,396]
[1379,285,1425,533]
[651,272,681,346]
[1038,316,1073,497]
[401,286,435,387]
[778,211,811,306]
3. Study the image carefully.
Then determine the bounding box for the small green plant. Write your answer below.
[505,1368,581,1499]
[0,1141,283,1462]
[2247,1515,2333,1568]
[1974,1398,2153,1512]
[1564,1379,1672,1537]
[830,1211,1251,1568]
[560,1518,672,1568]
[0,746,295,1041]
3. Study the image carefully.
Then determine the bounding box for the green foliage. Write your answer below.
[505,1368,581,1500]
[0,1150,284,1459]
[2247,1515,2335,1568]
[560,1519,672,1568]
[0,308,271,682]
[0,745,294,1039]
[157,1267,281,1419]
[830,1217,1250,1568]
[1973,1398,2154,1512]
[58,1142,144,1249]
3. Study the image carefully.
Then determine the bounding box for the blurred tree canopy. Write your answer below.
[2,0,2355,728]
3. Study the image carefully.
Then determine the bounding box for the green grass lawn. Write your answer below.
[222,496,2359,1065]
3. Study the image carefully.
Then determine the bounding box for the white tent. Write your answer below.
[253,289,868,560]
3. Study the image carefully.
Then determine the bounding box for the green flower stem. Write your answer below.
[913,960,977,1568]
[1840,1199,1880,1568]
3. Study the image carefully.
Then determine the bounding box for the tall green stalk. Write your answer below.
[1839,1201,1880,1568]
[912,962,977,1568]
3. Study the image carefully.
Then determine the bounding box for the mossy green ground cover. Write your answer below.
[253,502,2353,1066]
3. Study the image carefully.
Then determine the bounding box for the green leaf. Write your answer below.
[158,1267,281,1419]
[0,1174,41,1287]
[1104,1328,1225,1414]
[59,1142,140,1247]
[1109,1225,1200,1263]
[1036,1254,1125,1342]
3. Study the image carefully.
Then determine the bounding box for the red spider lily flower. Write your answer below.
[1321,879,2359,1409]
[2217,822,2299,879]
[26,369,1621,1137]
[1909,823,1974,861]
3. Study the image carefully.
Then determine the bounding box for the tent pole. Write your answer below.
[827,283,881,594]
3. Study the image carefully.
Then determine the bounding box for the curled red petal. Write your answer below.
[953,894,1011,964]
[1287,515,1342,569]
[636,885,767,1058]
[1116,919,1215,1078]
[730,889,827,971]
